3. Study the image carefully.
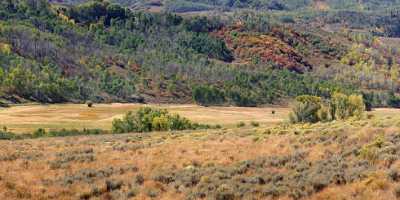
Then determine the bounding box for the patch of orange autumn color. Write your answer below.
[213,26,311,73]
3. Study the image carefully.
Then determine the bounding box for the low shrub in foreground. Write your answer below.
[289,93,365,124]
[112,107,211,134]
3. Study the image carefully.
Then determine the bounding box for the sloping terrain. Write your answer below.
[214,25,312,72]
[1,0,400,107]
[1,109,400,200]
[55,0,400,12]
[0,0,357,107]
[213,24,345,73]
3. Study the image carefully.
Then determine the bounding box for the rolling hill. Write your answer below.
[53,0,400,12]
[0,0,399,107]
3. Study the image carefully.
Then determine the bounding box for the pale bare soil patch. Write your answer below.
[0,103,289,133]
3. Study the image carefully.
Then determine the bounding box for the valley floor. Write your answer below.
[0,103,289,133]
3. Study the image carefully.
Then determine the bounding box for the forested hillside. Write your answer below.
[0,0,399,107]
[55,0,400,12]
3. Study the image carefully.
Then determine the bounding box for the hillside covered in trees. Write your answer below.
[54,0,400,13]
[0,0,400,107]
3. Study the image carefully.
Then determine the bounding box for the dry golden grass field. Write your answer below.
[1,105,400,200]
[0,103,289,133]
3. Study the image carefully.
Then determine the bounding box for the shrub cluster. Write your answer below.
[0,128,106,140]
[289,93,365,123]
[330,92,365,120]
[289,95,323,123]
[387,92,400,108]
[152,151,371,200]
[33,128,105,137]
[112,107,210,134]
[192,85,225,106]
[48,148,95,169]
[0,131,24,140]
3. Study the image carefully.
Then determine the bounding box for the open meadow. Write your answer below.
[0,104,289,133]
[1,105,400,199]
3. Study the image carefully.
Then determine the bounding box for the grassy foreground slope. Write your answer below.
[1,109,400,199]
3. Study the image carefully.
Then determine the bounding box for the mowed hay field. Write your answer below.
[0,103,289,133]
[1,107,400,200]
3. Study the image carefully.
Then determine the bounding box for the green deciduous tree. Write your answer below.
[289,95,322,123]
[112,107,207,133]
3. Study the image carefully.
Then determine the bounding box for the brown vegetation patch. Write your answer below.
[1,109,400,199]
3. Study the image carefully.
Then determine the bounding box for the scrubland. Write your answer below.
[0,106,400,200]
